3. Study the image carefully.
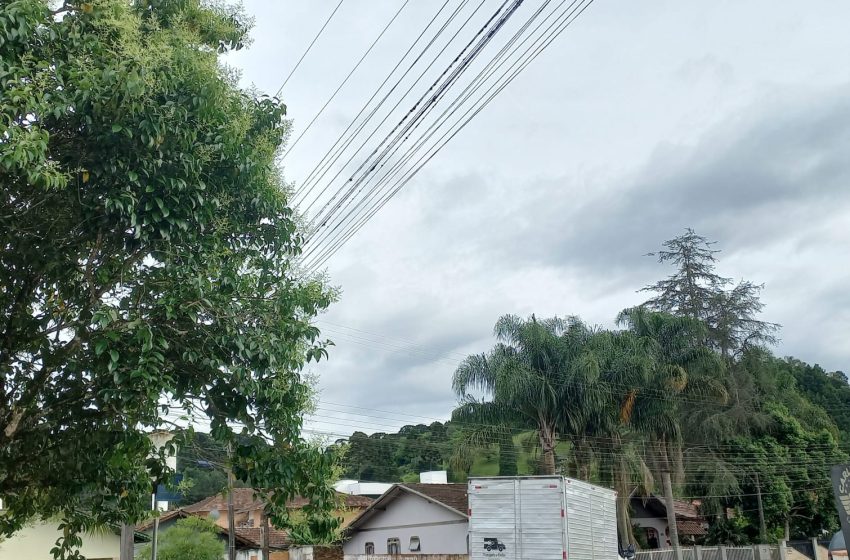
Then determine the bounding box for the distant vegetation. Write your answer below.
[176,231,848,546]
[331,230,848,546]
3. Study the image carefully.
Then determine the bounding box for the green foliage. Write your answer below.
[0,0,339,556]
[135,517,224,560]
[641,229,779,359]
[336,422,453,482]
[497,432,518,476]
[786,359,850,442]
[442,230,844,545]
[704,515,751,546]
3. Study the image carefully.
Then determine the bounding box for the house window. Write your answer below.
[645,527,659,549]
[365,542,375,554]
[387,538,401,554]
[409,536,421,552]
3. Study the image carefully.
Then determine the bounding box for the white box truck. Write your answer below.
[468,476,618,560]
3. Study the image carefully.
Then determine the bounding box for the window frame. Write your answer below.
[409,535,421,552]
[365,542,375,554]
[387,537,401,554]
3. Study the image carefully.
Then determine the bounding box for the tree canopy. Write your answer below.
[348,229,843,546]
[135,517,224,560]
[1,0,338,555]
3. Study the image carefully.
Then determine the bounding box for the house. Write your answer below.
[342,483,469,557]
[0,517,143,560]
[631,496,708,549]
[182,488,374,530]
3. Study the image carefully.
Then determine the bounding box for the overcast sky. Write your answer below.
[226,0,850,438]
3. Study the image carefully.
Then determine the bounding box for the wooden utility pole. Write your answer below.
[662,471,684,560]
[120,524,134,560]
[262,513,270,560]
[227,444,236,560]
[755,472,767,542]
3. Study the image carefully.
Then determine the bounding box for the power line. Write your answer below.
[307,0,594,268]
[302,0,522,249]
[300,0,567,266]
[273,0,347,97]
[293,0,489,212]
[292,0,464,206]
[301,0,597,269]
[282,0,412,160]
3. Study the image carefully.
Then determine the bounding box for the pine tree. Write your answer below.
[641,229,779,359]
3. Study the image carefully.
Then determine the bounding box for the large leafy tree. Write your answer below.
[0,0,338,555]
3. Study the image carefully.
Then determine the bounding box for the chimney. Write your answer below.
[419,471,448,484]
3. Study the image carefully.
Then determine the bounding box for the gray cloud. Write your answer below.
[231,0,850,433]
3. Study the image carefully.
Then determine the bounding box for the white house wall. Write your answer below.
[343,492,468,556]
[0,519,121,560]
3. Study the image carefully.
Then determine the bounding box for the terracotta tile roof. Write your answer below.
[136,508,191,531]
[672,499,701,519]
[234,527,290,549]
[401,483,468,514]
[677,519,708,536]
[287,492,374,509]
[183,488,373,514]
[184,488,264,513]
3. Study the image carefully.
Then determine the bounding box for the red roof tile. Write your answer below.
[677,519,708,536]
[672,500,701,519]
[183,489,373,514]
[136,509,191,531]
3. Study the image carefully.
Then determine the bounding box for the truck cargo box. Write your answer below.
[468,476,618,560]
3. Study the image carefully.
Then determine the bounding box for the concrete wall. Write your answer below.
[343,492,468,556]
[0,519,120,560]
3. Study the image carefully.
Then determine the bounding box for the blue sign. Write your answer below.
[155,474,184,502]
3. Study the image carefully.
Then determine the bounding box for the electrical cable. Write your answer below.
[303,0,597,269]
[273,0,347,97]
[282,0,412,160]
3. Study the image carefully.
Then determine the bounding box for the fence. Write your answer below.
[636,545,784,560]
[343,556,468,560]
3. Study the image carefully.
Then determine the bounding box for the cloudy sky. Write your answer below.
[226,0,850,437]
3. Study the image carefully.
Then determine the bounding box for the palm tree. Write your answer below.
[575,328,657,547]
[617,307,727,476]
[452,314,593,475]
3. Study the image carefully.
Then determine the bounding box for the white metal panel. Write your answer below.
[589,484,618,560]
[470,476,618,560]
[565,478,595,560]
[518,477,566,560]
[469,478,520,560]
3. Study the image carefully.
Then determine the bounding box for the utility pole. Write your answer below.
[120,524,134,560]
[227,444,236,560]
[662,471,683,560]
[151,490,159,560]
[755,472,767,542]
[262,513,270,560]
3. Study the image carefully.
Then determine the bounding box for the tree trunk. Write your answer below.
[755,473,767,543]
[662,471,683,560]
[539,426,556,475]
[673,443,685,487]
[617,497,635,549]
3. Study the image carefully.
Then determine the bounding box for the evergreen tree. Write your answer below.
[641,229,779,359]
